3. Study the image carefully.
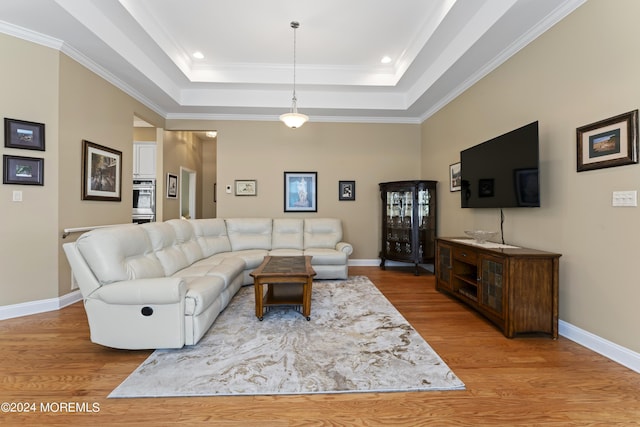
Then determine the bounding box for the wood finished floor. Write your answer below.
[1,266,639,426]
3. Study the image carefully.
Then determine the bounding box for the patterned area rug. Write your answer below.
[109,276,465,397]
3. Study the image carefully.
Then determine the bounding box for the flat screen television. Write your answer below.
[460,121,539,208]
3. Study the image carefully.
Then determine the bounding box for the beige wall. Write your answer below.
[0,33,163,307]
[166,120,422,260]
[0,35,60,304]
[421,0,640,352]
[161,130,203,220]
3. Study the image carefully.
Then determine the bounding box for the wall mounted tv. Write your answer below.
[460,121,539,208]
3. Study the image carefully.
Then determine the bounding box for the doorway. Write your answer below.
[180,166,196,219]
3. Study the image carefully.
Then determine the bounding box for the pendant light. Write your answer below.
[280,21,309,129]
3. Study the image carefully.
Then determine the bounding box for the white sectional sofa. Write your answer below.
[63,217,352,350]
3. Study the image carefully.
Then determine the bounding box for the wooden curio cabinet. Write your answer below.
[379,180,437,275]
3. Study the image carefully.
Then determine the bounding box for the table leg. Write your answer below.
[302,277,312,321]
[254,281,264,320]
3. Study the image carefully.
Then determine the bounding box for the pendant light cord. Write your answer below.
[291,21,299,108]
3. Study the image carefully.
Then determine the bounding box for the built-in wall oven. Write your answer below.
[132,179,156,224]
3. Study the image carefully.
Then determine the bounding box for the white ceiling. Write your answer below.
[0,0,584,124]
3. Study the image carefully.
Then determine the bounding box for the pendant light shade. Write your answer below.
[280,21,308,129]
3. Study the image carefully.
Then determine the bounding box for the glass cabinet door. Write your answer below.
[380,180,437,275]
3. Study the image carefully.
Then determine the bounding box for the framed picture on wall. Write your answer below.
[339,180,355,200]
[3,154,44,185]
[235,179,257,196]
[449,162,461,192]
[284,171,317,212]
[4,118,45,151]
[576,110,639,172]
[166,173,178,198]
[81,140,122,201]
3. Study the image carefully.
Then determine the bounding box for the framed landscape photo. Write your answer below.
[4,118,45,151]
[3,155,44,185]
[576,110,638,172]
[82,140,122,201]
[284,171,317,212]
[235,179,257,196]
[450,162,461,192]
[339,180,355,201]
[166,173,178,198]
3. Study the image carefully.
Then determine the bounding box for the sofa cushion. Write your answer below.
[269,248,304,257]
[272,218,303,250]
[180,257,246,287]
[210,249,269,270]
[166,219,204,265]
[76,225,165,285]
[304,218,342,249]
[142,222,191,276]
[226,218,272,251]
[303,248,348,265]
[190,218,232,257]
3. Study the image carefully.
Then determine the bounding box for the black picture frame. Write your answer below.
[576,110,638,172]
[284,171,317,212]
[449,162,461,192]
[82,140,122,201]
[4,118,45,151]
[3,154,44,185]
[339,180,355,201]
[167,173,178,198]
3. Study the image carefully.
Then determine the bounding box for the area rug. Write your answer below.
[109,276,465,397]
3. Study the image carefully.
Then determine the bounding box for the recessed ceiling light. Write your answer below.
[381,56,392,64]
[206,131,217,138]
[193,51,204,59]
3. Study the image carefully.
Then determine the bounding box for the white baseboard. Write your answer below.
[559,320,640,374]
[349,259,434,272]
[0,290,82,321]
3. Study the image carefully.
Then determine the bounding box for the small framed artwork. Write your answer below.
[576,110,638,172]
[4,118,45,151]
[449,162,461,192]
[339,180,355,201]
[284,171,317,212]
[235,179,257,196]
[3,155,44,185]
[82,140,122,201]
[166,173,178,198]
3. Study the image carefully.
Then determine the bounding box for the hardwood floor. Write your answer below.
[1,266,638,426]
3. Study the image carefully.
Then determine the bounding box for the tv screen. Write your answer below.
[460,121,539,208]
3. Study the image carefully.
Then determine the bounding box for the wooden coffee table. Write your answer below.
[250,256,316,321]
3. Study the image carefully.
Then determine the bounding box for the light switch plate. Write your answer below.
[12,191,22,202]
[612,190,637,207]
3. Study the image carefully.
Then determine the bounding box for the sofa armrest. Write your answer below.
[336,242,353,256]
[88,278,186,305]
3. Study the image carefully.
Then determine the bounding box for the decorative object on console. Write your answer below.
[3,154,44,185]
[166,173,178,198]
[464,230,498,244]
[4,118,45,151]
[235,179,257,196]
[81,140,121,201]
[576,109,638,172]
[279,21,309,129]
[379,180,437,275]
[449,162,461,192]
[284,171,317,212]
[339,180,355,201]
